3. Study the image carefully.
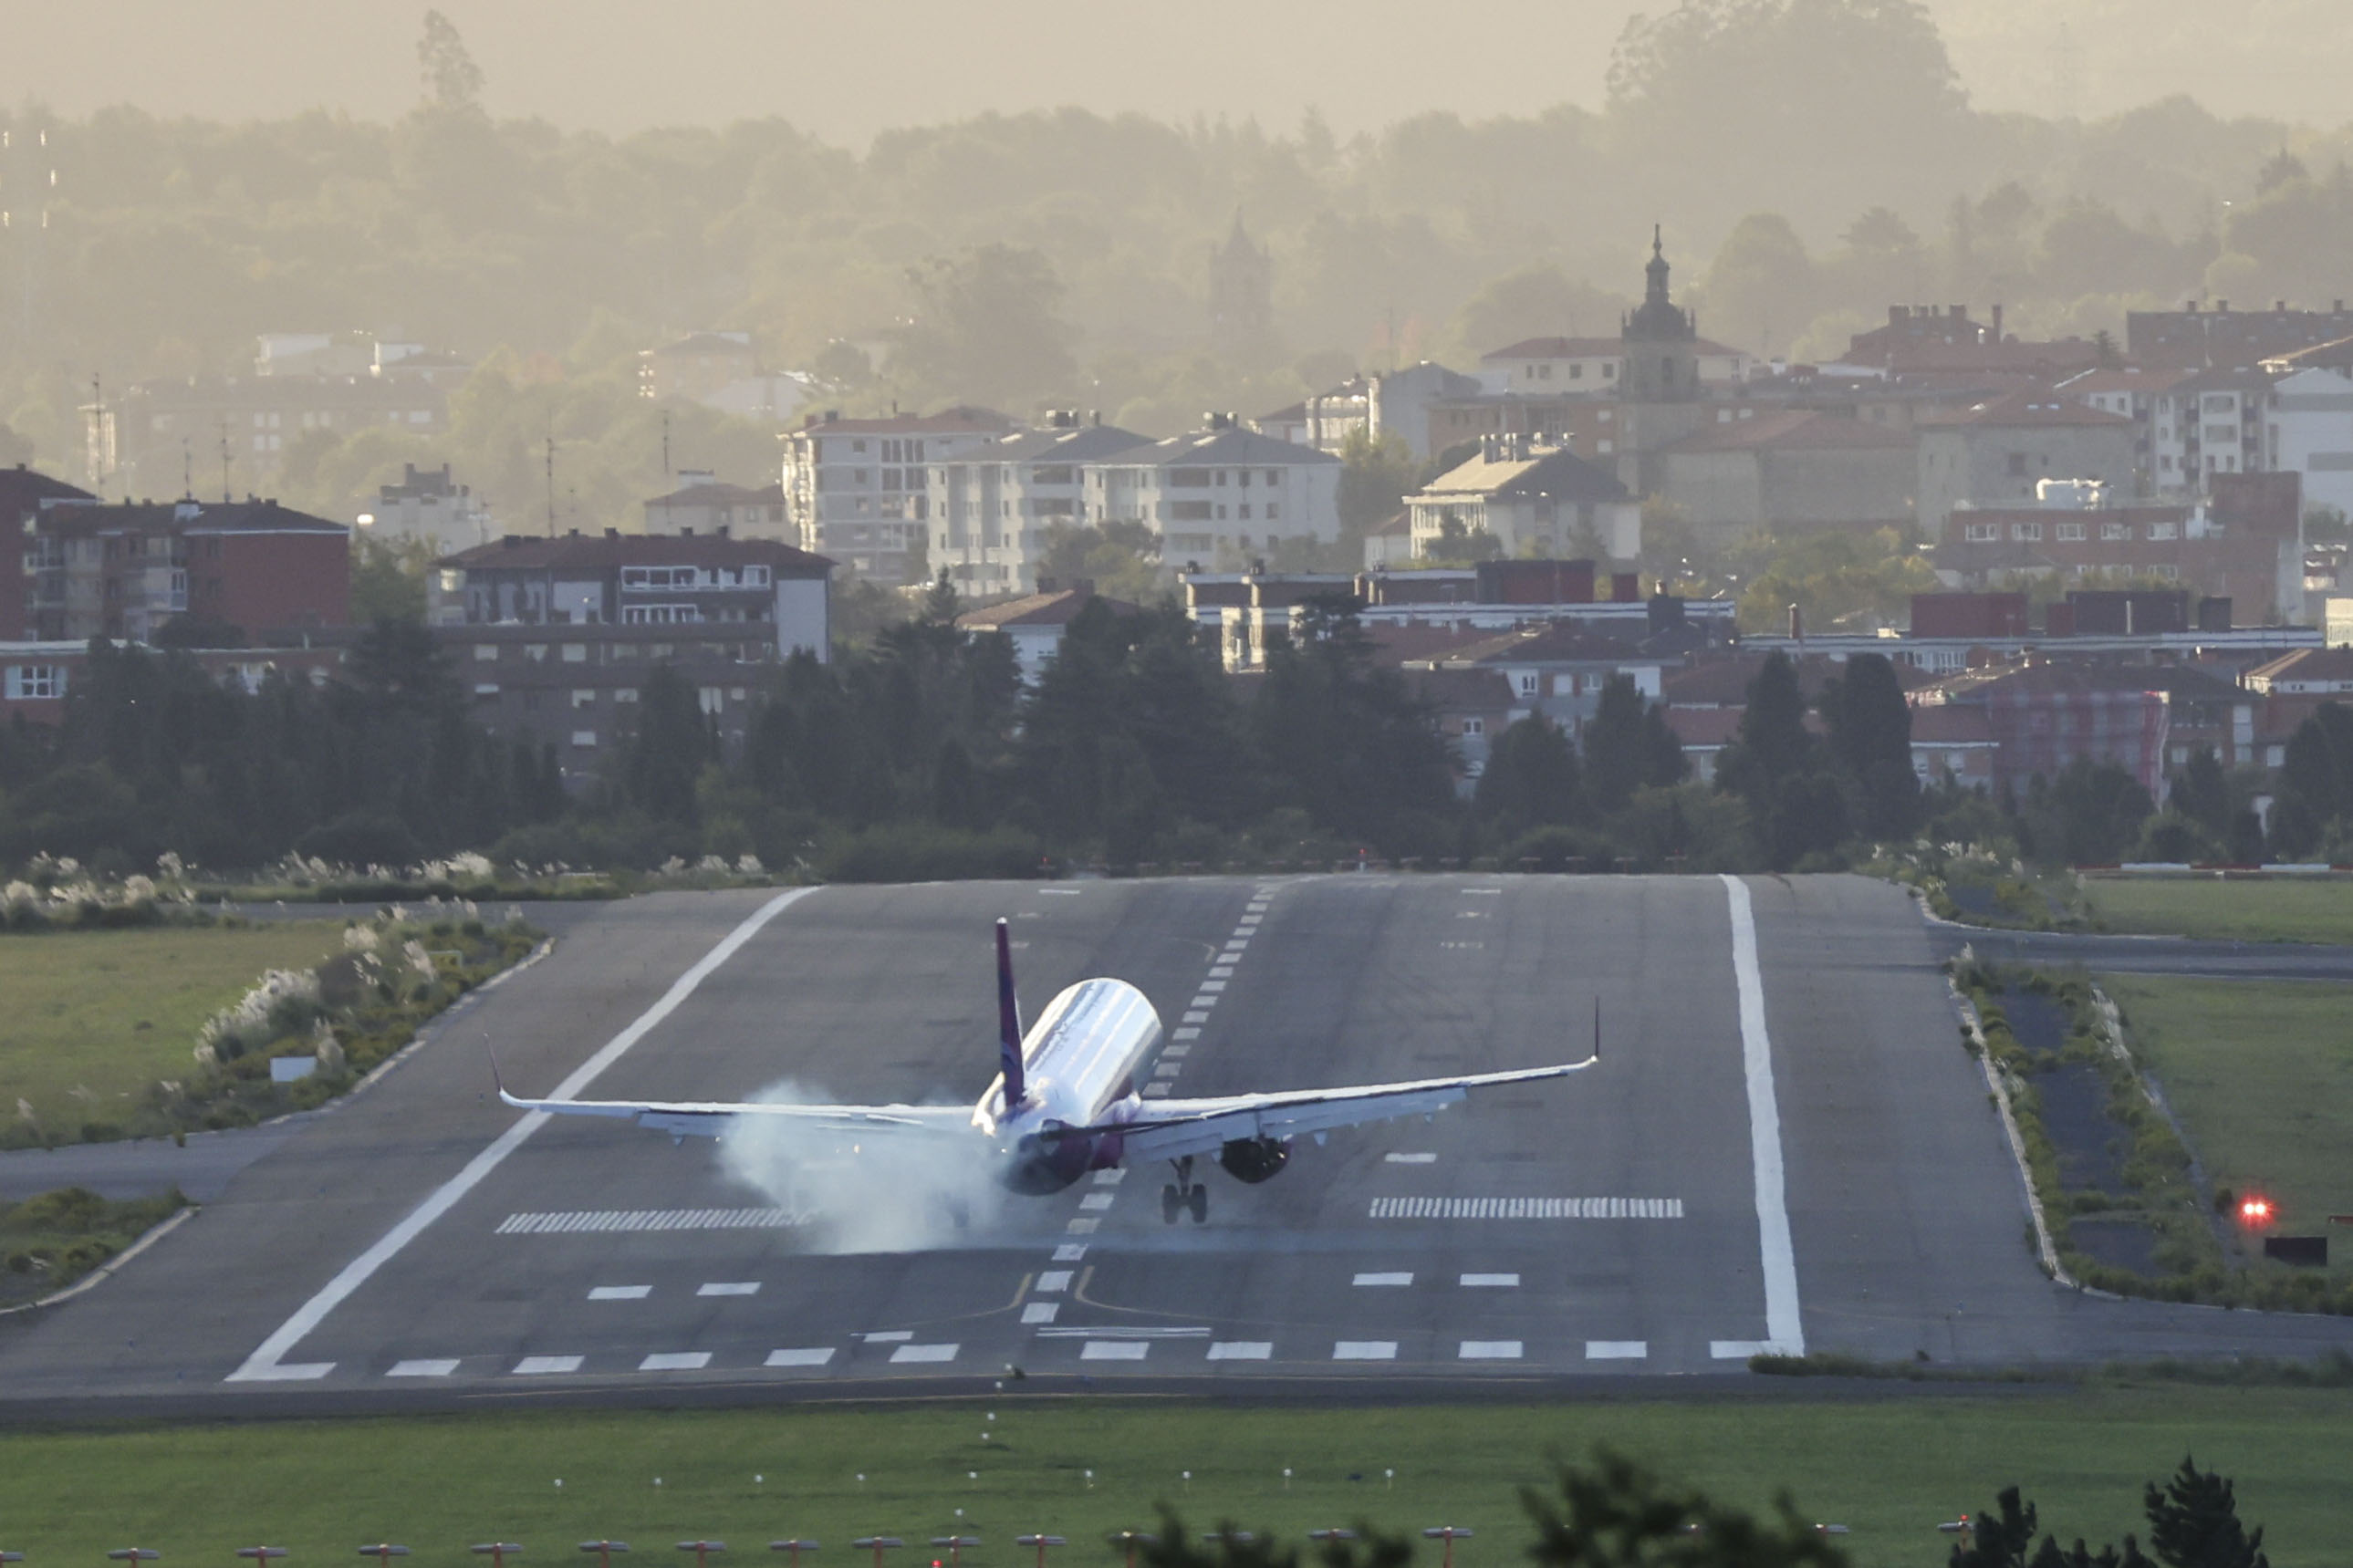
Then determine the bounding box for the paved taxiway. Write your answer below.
[5,874,2352,1411]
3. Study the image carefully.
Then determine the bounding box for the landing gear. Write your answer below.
[1161,1156,1209,1225]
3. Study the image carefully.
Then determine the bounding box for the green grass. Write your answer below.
[2100,975,2353,1269]
[2082,878,2353,945]
[0,1188,187,1305]
[0,1390,2350,1564]
[0,923,349,1137]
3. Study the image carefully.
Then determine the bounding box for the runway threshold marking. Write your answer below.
[1368,1196,1683,1219]
[1722,874,1806,1357]
[224,887,824,1384]
[588,1284,651,1301]
[498,1207,809,1234]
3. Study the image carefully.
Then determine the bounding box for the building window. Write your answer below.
[698,687,725,715]
[5,665,64,700]
[571,730,598,748]
[1516,673,1537,695]
[2148,522,2179,540]
[2056,522,2086,541]
[1964,523,1998,543]
[2011,522,2043,542]
[562,643,588,662]
[2101,523,2132,541]
[620,604,702,625]
[613,687,640,703]
[1462,718,1484,736]
[524,644,548,662]
[472,682,499,699]
[474,644,497,661]
[571,689,597,708]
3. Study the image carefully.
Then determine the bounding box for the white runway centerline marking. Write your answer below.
[1093,1168,1127,1185]
[1586,1341,1649,1360]
[1079,1193,1115,1210]
[766,1347,834,1367]
[1052,1243,1088,1262]
[697,1282,760,1297]
[1081,1341,1150,1361]
[513,1355,583,1376]
[224,887,822,1383]
[1036,1270,1074,1293]
[640,1351,711,1371]
[1459,1272,1519,1287]
[889,1343,958,1364]
[1384,1152,1437,1164]
[1333,1341,1398,1361]
[1459,1341,1522,1360]
[1368,1196,1683,1219]
[1723,874,1806,1357]
[859,1330,913,1342]
[1022,1303,1060,1324]
[588,1284,651,1301]
[387,1358,459,1377]
[1036,1324,1210,1338]
[1207,1342,1271,1360]
[1353,1272,1413,1286]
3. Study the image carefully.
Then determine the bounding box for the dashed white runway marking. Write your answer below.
[859,1330,913,1342]
[766,1347,834,1367]
[1586,1341,1648,1360]
[889,1343,958,1364]
[1711,1340,1773,1359]
[1080,1341,1149,1361]
[1036,1325,1209,1338]
[498,1207,807,1235]
[1199,980,1227,993]
[1039,888,1082,896]
[1182,1011,1210,1023]
[640,1351,710,1371]
[1052,1243,1087,1262]
[1162,1043,1192,1056]
[1171,1030,1199,1043]
[1093,1168,1126,1185]
[1207,1342,1271,1360]
[697,1282,759,1297]
[1067,1217,1101,1233]
[1022,1303,1059,1324]
[1460,1272,1519,1287]
[1462,888,1502,896]
[226,887,821,1385]
[1208,965,1234,978]
[1368,1197,1684,1220]
[1353,1272,1413,1287]
[1079,1193,1115,1210]
[388,1358,459,1377]
[1334,1341,1398,1361]
[1141,1084,1171,1098]
[588,1284,651,1301]
[1036,1270,1074,1293]
[513,1355,582,1376]
[1459,1341,1522,1360]
[1152,1063,1182,1078]
[1384,1152,1437,1164]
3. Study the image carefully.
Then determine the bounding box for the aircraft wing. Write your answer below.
[1096,1056,1596,1165]
[496,1085,973,1141]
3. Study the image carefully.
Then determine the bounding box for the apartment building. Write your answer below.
[780,407,1014,584]
[1095,421,1341,566]
[928,418,1152,595]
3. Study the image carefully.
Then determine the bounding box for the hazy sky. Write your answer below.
[7,1,2348,143]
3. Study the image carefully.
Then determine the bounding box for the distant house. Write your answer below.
[642,472,790,542]
[954,583,1141,684]
[1405,438,1639,560]
[1654,409,1913,536]
[1915,389,2139,533]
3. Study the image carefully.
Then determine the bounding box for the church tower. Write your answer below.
[1208,213,1275,355]
[1620,225,1700,401]
[1616,227,1710,494]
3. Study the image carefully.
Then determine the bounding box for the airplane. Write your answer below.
[498,919,1599,1224]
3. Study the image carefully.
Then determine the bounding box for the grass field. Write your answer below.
[2100,974,2353,1267]
[0,923,349,1137]
[2081,878,2353,945]
[0,1388,2348,1565]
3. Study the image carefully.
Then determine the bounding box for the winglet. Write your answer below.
[996,918,1026,1108]
[1592,996,1602,1065]
[487,1042,526,1109]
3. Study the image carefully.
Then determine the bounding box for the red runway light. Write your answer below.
[2239,1196,2274,1224]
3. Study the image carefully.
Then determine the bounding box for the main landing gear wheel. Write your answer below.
[1161,1153,1207,1225]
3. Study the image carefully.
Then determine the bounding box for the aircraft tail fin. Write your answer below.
[996,918,1026,1106]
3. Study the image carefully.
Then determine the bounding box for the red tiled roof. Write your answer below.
[1921,389,2134,429]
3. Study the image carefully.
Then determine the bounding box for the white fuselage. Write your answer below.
[973,978,1162,1187]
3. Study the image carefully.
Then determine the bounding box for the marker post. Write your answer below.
[1420,1528,1473,1568]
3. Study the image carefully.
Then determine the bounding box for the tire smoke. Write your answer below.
[714,1079,1013,1254]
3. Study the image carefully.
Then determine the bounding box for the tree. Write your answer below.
[2168,747,2230,838]
[897,244,1078,413]
[626,663,711,824]
[921,567,961,626]
[2144,1457,2266,1568]
[350,534,433,624]
[1337,427,1421,545]
[1476,716,1581,835]
[417,10,485,114]
[2035,757,2156,866]
[1583,673,1686,814]
[1819,652,1919,840]
[1524,1448,1850,1568]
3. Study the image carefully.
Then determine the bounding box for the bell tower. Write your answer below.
[1616,227,1709,494]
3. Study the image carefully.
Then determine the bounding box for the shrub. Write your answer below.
[816,823,1047,883]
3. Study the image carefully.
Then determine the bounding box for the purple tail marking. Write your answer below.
[996,918,1026,1107]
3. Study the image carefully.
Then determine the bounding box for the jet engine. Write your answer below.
[1217,1136,1289,1184]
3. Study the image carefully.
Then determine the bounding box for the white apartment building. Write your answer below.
[779,407,1013,583]
[1476,336,1753,396]
[2150,369,2273,491]
[928,418,1152,595]
[2270,367,2353,517]
[1096,421,1341,566]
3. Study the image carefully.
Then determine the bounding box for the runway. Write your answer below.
[5,874,2350,1412]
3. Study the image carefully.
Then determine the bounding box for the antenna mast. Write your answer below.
[218,416,232,503]
[661,409,671,477]
[544,431,556,536]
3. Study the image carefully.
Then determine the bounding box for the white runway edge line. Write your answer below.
[1721,874,1805,1357]
[224,887,823,1384]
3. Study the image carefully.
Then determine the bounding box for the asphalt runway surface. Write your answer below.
[5,874,2352,1417]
